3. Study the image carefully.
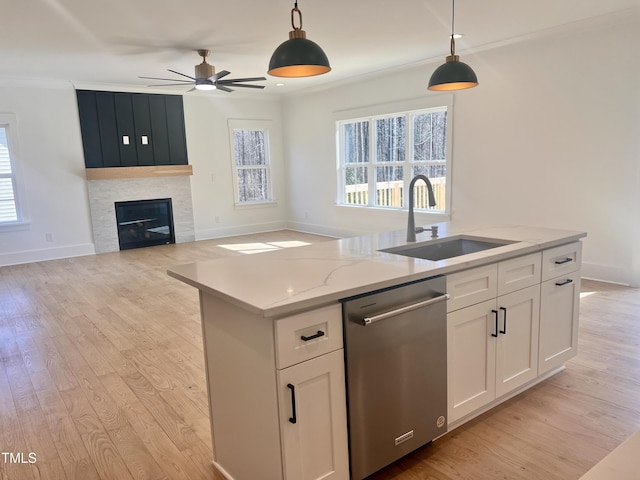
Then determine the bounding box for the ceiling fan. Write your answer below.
[140,49,266,93]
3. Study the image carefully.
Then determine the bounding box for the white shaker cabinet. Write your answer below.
[538,242,582,375]
[447,253,542,423]
[199,295,348,480]
[447,284,541,422]
[447,298,497,420]
[275,306,349,480]
[447,244,583,427]
[494,285,541,398]
[277,350,349,480]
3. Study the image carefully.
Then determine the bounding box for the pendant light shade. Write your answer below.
[428,0,478,91]
[268,1,331,78]
[428,48,478,91]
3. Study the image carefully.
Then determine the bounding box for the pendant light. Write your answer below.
[428,0,478,91]
[268,1,331,78]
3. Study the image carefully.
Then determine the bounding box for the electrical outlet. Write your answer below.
[45,233,54,242]
[214,216,220,224]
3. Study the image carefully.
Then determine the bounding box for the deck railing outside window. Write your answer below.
[344,178,446,210]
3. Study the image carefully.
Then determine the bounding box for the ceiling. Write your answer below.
[1,0,638,95]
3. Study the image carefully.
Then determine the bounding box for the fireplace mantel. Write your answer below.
[85,165,193,180]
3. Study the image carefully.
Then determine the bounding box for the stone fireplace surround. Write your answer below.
[87,173,195,254]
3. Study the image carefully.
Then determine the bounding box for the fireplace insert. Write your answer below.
[114,198,176,250]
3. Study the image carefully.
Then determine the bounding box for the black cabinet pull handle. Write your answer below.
[555,257,573,265]
[300,330,325,342]
[491,310,499,337]
[499,307,507,334]
[555,279,574,287]
[287,384,297,424]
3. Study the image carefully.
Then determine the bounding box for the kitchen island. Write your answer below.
[168,224,586,480]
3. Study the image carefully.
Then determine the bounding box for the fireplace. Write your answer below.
[114,198,176,250]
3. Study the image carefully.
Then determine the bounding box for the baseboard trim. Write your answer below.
[581,261,632,286]
[195,221,288,241]
[212,461,235,480]
[285,221,363,239]
[0,243,95,267]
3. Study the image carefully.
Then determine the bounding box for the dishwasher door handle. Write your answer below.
[361,293,450,326]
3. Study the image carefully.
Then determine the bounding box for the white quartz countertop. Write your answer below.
[167,224,586,318]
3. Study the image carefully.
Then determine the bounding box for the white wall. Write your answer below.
[282,13,640,285]
[0,82,95,265]
[183,94,288,240]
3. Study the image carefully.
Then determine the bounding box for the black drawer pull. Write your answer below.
[555,257,573,265]
[491,310,499,337]
[499,307,507,334]
[555,279,574,287]
[287,384,297,424]
[300,330,325,342]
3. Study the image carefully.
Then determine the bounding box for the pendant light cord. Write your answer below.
[450,0,456,56]
[451,0,455,36]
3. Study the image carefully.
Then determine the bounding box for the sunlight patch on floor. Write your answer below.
[218,241,311,255]
[580,291,597,299]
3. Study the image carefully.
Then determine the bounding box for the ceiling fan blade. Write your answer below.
[222,83,265,89]
[146,83,196,87]
[209,70,231,82]
[139,76,192,82]
[167,69,196,80]
[217,77,266,84]
[215,85,234,93]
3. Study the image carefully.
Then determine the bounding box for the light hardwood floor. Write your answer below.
[1,231,639,480]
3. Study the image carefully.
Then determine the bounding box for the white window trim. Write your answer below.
[335,95,453,216]
[227,119,276,208]
[0,112,29,230]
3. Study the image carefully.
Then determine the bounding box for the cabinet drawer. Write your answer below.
[447,264,498,312]
[497,252,542,296]
[276,304,343,369]
[542,242,582,281]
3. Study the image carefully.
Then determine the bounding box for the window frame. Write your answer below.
[227,119,275,207]
[0,112,27,228]
[336,97,453,216]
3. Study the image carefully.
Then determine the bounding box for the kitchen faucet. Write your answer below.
[406,174,437,242]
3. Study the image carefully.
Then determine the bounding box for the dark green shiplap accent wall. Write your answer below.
[76,90,188,168]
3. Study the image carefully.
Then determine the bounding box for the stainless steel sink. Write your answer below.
[380,235,516,261]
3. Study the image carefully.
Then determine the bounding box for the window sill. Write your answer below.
[335,203,451,218]
[233,201,278,210]
[0,219,32,232]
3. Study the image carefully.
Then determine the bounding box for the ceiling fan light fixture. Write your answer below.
[428,0,478,92]
[195,83,216,91]
[140,49,266,93]
[268,1,331,78]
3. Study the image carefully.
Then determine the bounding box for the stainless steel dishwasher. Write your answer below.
[342,276,448,480]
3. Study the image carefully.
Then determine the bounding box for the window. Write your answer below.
[0,114,21,224]
[337,105,451,213]
[228,120,274,205]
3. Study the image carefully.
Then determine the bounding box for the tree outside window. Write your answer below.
[337,106,450,213]
[229,120,273,205]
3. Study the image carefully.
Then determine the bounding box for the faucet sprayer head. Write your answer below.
[428,190,437,208]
